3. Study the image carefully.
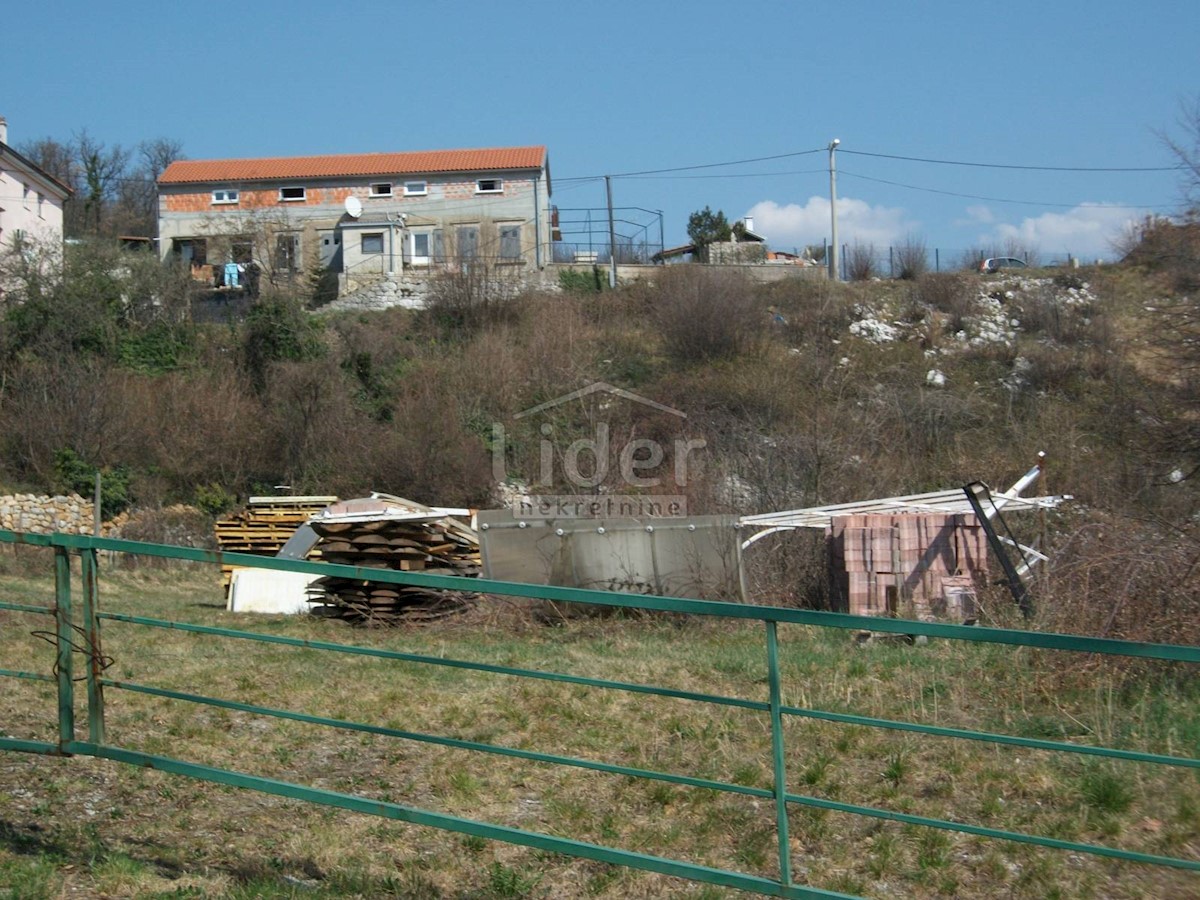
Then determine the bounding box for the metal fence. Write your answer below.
[553,206,664,265]
[1,528,1198,898]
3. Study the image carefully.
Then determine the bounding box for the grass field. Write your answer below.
[1,553,1198,899]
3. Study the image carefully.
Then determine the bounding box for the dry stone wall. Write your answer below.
[0,493,99,535]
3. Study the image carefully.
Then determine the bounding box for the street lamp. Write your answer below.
[828,138,840,281]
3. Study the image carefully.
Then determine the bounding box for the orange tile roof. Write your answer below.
[159,146,547,185]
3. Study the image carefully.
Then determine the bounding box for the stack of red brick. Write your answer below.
[828,513,988,620]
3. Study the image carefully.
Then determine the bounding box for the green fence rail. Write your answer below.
[1,528,1198,898]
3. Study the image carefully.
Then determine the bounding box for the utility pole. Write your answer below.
[828,139,840,281]
[605,175,618,289]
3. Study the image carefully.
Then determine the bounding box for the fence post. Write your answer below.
[765,621,792,887]
[80,547,106,745]
[53,546,75,750]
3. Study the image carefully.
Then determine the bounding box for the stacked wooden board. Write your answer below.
[214,496,337,592]
[827,513,987,621]
[307,513,480,626]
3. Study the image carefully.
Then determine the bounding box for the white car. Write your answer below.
[979,257,1028,274]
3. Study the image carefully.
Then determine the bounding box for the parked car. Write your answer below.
[979,256,1028,274]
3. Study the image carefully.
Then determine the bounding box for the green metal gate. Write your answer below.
[1,528,1198,898]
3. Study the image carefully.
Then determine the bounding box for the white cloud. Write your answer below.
[958,205,995,226]
[746,197,917,251]
[986,203,1146,262]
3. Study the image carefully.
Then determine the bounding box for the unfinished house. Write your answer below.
[156,145,552,291]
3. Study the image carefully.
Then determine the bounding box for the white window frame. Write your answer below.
[410,232,432,265]
[212,189,239,205]
[278,186,306,202]
[475,178,503,194]
[369,182,393,198]
[403,180,428,196]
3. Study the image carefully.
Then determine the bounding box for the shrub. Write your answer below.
[53,448,133,517]
[893,234,930,279]
[916,272,977,334]
[192,483,239,517]
[651,266,764,363]
[425,264,524,335]
[239,295,325,391]
[558,267,607,294]
[845,242,878,281]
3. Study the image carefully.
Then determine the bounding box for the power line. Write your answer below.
[606,149,825,179]
[840,148,1182,173]
[619,168,828,181]
[839,169,1171,210]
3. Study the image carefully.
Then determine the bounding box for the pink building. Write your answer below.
[0,116,71,250]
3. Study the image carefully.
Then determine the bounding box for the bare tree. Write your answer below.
[1162,95,1200,217]
[123,138,185,237]
[75,130,131,236]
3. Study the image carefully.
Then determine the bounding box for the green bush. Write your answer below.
[192,483,239,518]
[53,448,132,516]
[558,267,607,294]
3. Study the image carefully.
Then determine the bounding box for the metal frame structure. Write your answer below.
[738,456,1066,559]
[1,529,1197,898]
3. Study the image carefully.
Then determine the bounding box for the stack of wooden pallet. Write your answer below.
[214,496,337,591]
[308,514,480,626]
[828,513,987,621]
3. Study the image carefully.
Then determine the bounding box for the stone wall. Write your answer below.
[0,493,99,535]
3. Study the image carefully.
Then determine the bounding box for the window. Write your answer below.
[231,239,254,264]
[279,186,306,202]
[361,233,385,254]
[499,224,522,261]
[475,178,503,194]
[456,225,479,260]
[212,189,239,204]
[276,234,300,271]
[175,238,208,265]
[410,232,431,264]
[369,183,393,198]
[403,180,427,196]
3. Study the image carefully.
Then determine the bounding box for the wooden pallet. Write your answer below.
[215,496,337,591]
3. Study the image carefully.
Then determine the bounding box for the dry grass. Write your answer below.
[1,561,1197,899]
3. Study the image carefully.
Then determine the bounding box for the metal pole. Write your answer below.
[828,139,840,281]
[657,210,665,264]
[54,546,75,750]
[605,176,618,289]
[387,219,395,276]
[93,472,102,536]
[81,547,105,745]
[533,178,542,269]
[765,621,793,887]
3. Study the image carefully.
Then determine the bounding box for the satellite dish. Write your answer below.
[344,196,362,219]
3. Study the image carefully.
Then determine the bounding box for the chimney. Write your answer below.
[0,116,7,146]
[744,215,755,233]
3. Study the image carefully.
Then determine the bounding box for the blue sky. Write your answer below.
[5,0,1196,262]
